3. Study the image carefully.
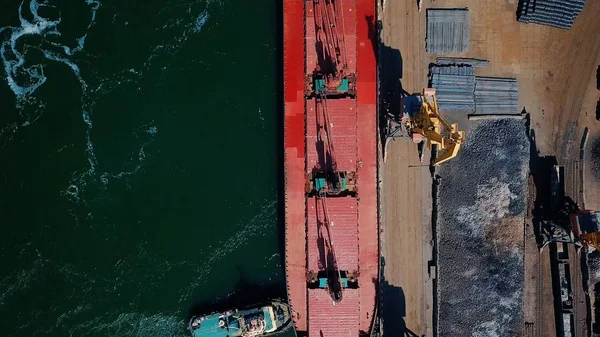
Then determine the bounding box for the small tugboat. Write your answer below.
[188,299,293,337]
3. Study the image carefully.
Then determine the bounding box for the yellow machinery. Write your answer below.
[580,232,600,251]
[402,88,466,166]
[540,165,600,252]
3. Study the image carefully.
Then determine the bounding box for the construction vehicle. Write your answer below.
[539,165,600,252]
[304,0,357,98]
[391,88,466,166]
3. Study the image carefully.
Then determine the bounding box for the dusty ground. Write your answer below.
[379,1,433,336]
[380,0,600,335]
[380,140,433,337]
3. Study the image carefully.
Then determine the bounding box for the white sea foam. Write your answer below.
[0,0,99,176]
[192,11,210,33]
[0,0,220,217]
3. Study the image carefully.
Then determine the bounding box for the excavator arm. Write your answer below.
[405,88,466,166]
[432,136,463,165]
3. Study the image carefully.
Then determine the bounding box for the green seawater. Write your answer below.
[0,0,290,336]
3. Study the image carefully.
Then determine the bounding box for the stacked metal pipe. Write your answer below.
[517,0,586,30]
[474,77,519,115]
[435,57,490,68]
[430,65,475,111]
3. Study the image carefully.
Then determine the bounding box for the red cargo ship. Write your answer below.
[283,0,378,336]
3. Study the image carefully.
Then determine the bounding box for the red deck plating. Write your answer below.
[284,0,377,336]
[307,197,359,272]
[306,98,357,173]
[308,289,360,336]
[283,0,308,333]
[305,0,357,74]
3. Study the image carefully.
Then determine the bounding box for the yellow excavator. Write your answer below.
[401,88,466,166]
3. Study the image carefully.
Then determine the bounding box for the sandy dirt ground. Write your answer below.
[523,175,557,337]
[379,0,434,336]
[582,55,600,213]
[380,0,600,335]
[380,139,433,337]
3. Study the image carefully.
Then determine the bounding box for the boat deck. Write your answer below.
[308,288,360,336]
[305,0,357,74]
[284,0,378,336]
[307,197,359,271]
[306,98,357,173]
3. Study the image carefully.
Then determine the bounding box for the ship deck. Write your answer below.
[283,0,378,336]
[307,197,358,272]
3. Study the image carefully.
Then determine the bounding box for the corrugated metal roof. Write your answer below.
[474,77,519,115]
[307,196,359,272]
[426,9,471,54]
[429,65,475,111]
[308,288,359,337]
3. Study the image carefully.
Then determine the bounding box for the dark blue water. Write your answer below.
[0,0,285,336]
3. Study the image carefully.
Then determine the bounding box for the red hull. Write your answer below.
[283,0,378,336]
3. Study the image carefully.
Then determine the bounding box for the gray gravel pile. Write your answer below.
[587,252,600,334]
[437,118,530,336]
[590,136,600,181]
[587,253,600,284]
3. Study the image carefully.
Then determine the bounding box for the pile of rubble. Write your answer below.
[590,136,600,181]
[437,118,530,336]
